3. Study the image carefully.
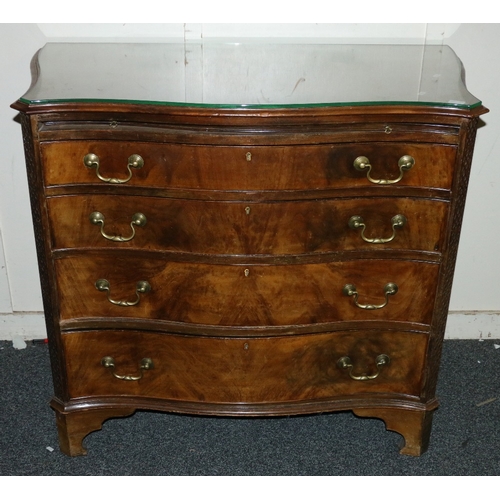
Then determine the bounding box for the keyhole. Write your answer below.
[244,269,250,277]
[245,206,251,215]
[246,152,252,162]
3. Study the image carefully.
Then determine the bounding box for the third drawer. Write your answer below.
[55,256,439,327]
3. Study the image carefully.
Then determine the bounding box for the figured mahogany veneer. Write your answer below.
[55,256,439,327]
[14,97,486,457]
[62,330,429,402]
[41,140,456,191]
[47,195,449,255]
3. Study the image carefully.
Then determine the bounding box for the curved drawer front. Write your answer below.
[62,329,428,403]
[47,195,449,255]
[41,141,456,191]
[56,256,438,326]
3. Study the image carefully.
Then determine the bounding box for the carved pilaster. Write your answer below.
[20,112,65,400]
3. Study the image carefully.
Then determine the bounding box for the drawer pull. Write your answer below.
[89,211,147,242]
[101,356,154,381]
[95,279,151,306]
[84,153,144,184]
[342,282,398,310]
[353,155,414,185]
[348,214,407,244]
[337,354,390,381]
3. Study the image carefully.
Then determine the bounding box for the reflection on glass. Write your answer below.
[21,43,481,109]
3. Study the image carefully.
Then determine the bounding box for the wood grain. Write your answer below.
[62,329,428,403]
[47,195,449,256]
[41,140,457,191]
[13,93,487,456]
[55,255,439,327]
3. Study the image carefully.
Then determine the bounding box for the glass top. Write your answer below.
[20,42,481,109]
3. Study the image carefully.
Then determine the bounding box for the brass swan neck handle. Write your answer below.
[101,356,154,381]
[95,279,151,307]
[353,155,414,185]
[84,153,144,184]
[90,211,147,242]
[348,214,407,244]
[342,282,398,310]
[337,354,390,381]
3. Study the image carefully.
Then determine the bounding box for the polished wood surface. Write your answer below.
[14,98,487,456]
[55,255,439,326]
[47,195,449,255]
[41,140,457,191]
[62,330,428,402]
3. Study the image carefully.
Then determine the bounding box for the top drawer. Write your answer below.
[40,141,457,192]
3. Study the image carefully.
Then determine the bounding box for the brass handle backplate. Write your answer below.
[337,354,390,381]
[342,282,398,310]
[353,155,414,185]
[84,153,144,184]
[90,211,147,242]
[348,214,407,244]
[95,279,151,306]
[101,356,154,381]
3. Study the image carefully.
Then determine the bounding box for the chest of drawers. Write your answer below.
[12,43,487,457]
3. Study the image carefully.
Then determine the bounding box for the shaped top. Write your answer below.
[20,42,481,109]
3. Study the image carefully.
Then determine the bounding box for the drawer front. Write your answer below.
[47,195,449,255]
[56,256,439,326]
[63,330,428,402]
[41,141,456,191]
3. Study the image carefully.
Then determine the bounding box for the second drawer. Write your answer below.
[47,195,449,255]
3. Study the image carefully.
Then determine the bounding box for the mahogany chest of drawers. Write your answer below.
[13,43,487,456]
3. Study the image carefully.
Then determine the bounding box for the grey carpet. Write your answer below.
[1,339,499,475]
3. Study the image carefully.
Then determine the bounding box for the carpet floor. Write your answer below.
[1,339,499,475]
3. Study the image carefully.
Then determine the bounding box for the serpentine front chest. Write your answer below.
[12,42,487,456]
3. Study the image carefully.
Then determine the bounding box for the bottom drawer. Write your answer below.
[62,330,428,403]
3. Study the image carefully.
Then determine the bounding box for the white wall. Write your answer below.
[1,23,499,341]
